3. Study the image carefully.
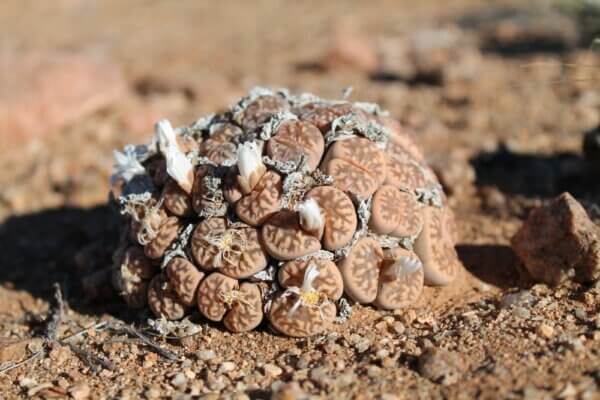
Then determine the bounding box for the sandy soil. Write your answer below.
[1,1,600,399]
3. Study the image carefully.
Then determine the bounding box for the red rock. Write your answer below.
[511,193,600,285]
[0,51,126,146]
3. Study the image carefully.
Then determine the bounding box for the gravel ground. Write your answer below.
[1,1,600,399]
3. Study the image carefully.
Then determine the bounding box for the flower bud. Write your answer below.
[236,141,266,194]
[155,119,194,193]
[297,198,324,239]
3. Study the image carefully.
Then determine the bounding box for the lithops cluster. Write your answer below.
[110,87,461,337]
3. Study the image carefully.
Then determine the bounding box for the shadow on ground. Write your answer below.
[470,144,599,201]
[457,244,520,289]
[0,206,125,316]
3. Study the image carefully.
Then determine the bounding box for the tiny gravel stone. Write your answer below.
[263,363,283,377]
[558,382,577,398]
[418,347,465,385]
[355,339,371,353]
[196,350,216,361]
[68,383,91,400]
[513,306,531,319]
[145,387,161,400]
[18,377,36,389]
[575,308,587,321]
[376,349,390,359]
[501,291,535,308]
[271,381,306,400]
[171,373,187,388]
[310,367,329,387]
[392,322,405,335]
[367,365,381,378]
[537,323,555,339]
[219,361,236,373]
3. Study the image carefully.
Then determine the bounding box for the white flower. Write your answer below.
[282,263,327,317]
[297,198,324,238]
[236,141,266,193]
[154,119,194,193]
[111,145,146,184]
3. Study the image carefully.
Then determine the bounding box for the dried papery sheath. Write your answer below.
[161,224,194,268]
[237,141,266,194]
[231,86,276,123]
[277,158,328,210]
[297,198,324,239]
[335,297,353,324]
[335,196,372,259]
[297,249,335,262]
[111,146,146,184]
[287,92,326,108]
[155,119,194,193]
[189,113,217,133]
[370,233,404,249]
[249,265,277,282]
[262,155,301,175]
[259,110,298,140]
[326,112,389,146]
[198,175,227,218]
[353,101,390,117]
[416,183,444,208]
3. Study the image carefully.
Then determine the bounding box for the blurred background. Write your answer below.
[1,0,600,218]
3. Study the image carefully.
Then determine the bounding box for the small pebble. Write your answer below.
[171,373,187,388]
[418,347,464,386]
[68,383,91,400]
[575,308,587,321]
[196,350,216,361]
[219,361,236,373]
[513,306,531,319]
[145,387,161,400]
[18,377,36,389]
[355,339,371,353]
[537,323,554,339]
[392,322,405,335]
[367,365,381,378]
[263,363,283,377]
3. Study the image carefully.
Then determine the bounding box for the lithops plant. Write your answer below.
[109,87,461,337]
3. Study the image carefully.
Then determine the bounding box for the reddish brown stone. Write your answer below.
[511,193,600,285]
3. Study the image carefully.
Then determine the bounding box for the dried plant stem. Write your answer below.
[108,323,179,361]
[0,351,43,375]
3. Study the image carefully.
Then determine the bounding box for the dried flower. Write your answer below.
[201,229,247,269]
[282,263,329,317]
[236,141,266,194]
[297,198,324,239]
[155,119,194,193]
[111,145,146,184]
